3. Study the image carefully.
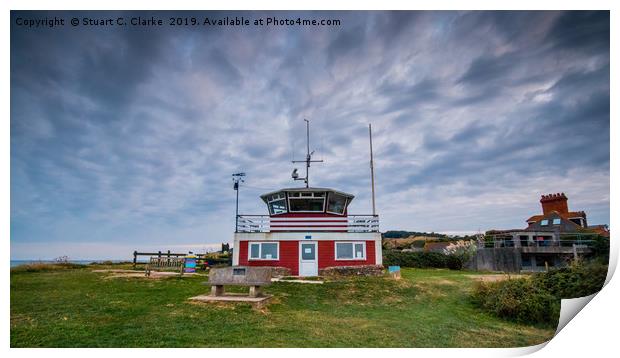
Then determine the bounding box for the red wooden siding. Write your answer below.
[238,240,376,276]
[238,240,299,275]
[318,240,375,269]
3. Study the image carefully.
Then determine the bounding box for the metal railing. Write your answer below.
[236,214,379,233]
[479,239,596,249]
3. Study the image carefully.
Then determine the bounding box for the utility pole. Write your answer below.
[369,124,376,216]
[232,173,245,232]
[292,119,323,187]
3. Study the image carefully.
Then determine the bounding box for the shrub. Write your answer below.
[471,262,608,325]
[382,250,447,268]
[443,240,477,270]
[446,255,464,270]
[472,278,560,325]
[531,262,608,299]
[589,235,610,264]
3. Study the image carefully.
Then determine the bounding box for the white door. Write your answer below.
[299,242,318,277]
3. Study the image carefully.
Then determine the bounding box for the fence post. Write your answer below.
[133,251,137,268]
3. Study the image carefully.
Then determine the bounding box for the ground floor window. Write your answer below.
[335,242,366,260]
[248,242,279,260]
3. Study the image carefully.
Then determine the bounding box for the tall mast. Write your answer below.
[292,119,323,187]
[305,119,310,188]
[369,124,376,216]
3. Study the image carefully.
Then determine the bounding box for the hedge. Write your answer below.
[382,250,447,268]
[471,262,608,325]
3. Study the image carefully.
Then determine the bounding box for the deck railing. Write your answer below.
[236,215,379,233]
[479,239,596,249]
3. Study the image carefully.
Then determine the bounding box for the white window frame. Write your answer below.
[540,219,549,226]
[267,193,287,215]
[569,217,584,227]
[334,241,366,261]
[326,193,349,215]
[248,242,280,261]
[288,191,326,213]
[552,218,561,225]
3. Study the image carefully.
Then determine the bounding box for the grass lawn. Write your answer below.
[10,265,556,347]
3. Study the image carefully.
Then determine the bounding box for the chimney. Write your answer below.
[540,192,569,215]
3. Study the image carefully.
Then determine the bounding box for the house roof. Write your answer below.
[424,242,451,252]
[526,211,586,223]
[588,225,610,237]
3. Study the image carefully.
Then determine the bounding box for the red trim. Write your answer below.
[271,224,348,227]
[271,212,347,218]
[271,220,347,223]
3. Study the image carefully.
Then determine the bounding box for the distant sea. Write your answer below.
[10,259,144,268]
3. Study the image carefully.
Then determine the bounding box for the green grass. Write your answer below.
[10,266,555,347]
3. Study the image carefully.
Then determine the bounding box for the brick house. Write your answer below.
[485,193,608,271]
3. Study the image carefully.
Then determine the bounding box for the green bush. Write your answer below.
[446,255,463,270]
[472,278,560,325]
[382,250,447,268]
[471,262,608,325]
[531,262,608,299]
[590,235,610,264]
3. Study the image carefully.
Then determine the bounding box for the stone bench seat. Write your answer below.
[204,266,272,298]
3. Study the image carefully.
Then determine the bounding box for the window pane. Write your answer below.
[269,199,287,214]
[354,243,364,259]
[301,244,316,260]
[250,244,260,259]
[289,198,324,212]
[327,193,347,214]
[261,243,278,259]
[336,243,353,259]
[552,218,561,225]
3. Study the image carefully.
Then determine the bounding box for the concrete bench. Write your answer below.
[206,266,272,298]
[145,256,185,277]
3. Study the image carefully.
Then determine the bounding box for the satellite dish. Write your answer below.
[291,168,299,179]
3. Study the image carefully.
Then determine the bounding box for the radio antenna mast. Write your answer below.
[369,124,376,216]
[292,119,323,188]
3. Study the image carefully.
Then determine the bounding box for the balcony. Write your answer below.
[481,239,594,254]
[236,215,379,233]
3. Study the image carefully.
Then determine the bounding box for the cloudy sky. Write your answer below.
[11,11,609,260]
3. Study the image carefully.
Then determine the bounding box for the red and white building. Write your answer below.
[232,187,381,276]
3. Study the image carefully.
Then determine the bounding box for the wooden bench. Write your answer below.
[206,266,272,297]
[145,256,185,277]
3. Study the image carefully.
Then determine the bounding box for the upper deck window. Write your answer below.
[326,193,348,215]
[266,193,287,215]
[288,191,326,212]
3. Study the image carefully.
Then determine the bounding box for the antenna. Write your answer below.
[232,172,246,232]
[292,119,323,188]
[369,124,376,216]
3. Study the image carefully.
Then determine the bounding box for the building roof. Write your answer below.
[588,225,610,237]
[424,241,451,253]
[526,211,586,223]
[260,187,355,202]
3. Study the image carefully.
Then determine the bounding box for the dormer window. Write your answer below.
[540,219,549,226]
[552,218,561,225]
[569,218,584,227]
